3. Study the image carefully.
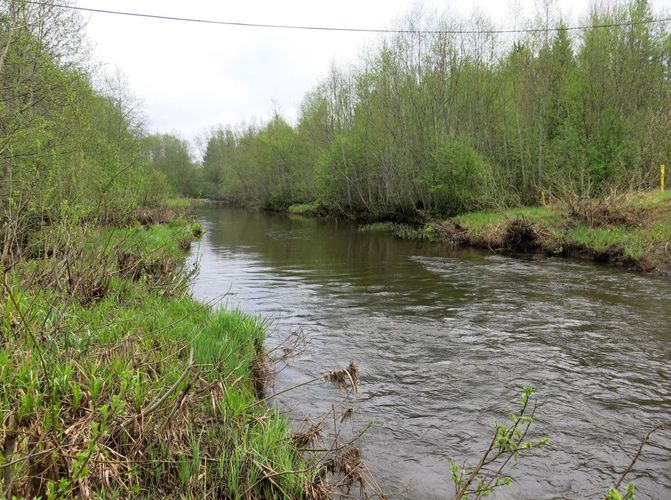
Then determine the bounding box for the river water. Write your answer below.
[188,206,671,499]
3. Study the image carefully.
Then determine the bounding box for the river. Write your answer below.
[188,206,671,499]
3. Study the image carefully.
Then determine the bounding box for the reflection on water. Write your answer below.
[189,207,671,499]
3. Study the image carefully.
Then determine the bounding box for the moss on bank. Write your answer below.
[0,220,319,498]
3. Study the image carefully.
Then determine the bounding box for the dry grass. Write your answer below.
[293,423,324,449]
[501,217,548,253]
[569,196,644,229]
[324,363,360,393]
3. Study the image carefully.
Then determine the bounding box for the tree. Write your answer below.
[144,134,200,197]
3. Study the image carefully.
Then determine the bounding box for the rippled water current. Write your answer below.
[188,206,670,499]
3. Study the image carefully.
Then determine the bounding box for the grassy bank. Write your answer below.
[1,218,320,498]
[359,191,671,275]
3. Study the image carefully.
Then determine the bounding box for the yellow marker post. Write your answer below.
[540,191,546,205]
[662,164,666,192]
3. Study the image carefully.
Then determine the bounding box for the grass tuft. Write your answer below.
[288,202,321,216]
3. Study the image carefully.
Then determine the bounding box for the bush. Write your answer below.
[425,137,494,215]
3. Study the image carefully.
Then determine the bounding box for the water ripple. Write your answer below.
[190,207,671,499]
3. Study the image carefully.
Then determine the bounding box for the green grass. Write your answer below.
[96,221,194,255]
[287,201,320,215]
[358,222,401,232]
[657,190,671,202]
[454,212,505,230]
[648,220,671,242]
[566,225,647,260]
[164,197,193,209]
[1,221,315,498]
[456,206,564,230]
[625,189,671,208]
[443,190,671,270]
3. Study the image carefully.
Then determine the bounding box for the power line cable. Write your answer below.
[22,1,671,35]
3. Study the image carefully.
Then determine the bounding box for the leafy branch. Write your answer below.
[606,422,671,500]
[451,387,549,500]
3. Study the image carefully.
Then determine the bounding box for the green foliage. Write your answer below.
[607,483,636,500]
[199,116,317,208]
[288,201,320,215]
[316,129,377,213]
[451,387,549,499]
[183,1,670,219]
[426,137,494,215]
[144,134,201,197]
[0,1,173,265]
[0,223,314,498]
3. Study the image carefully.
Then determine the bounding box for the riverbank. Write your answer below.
[203,189,671,275]
[1,216,321,498]
[354,190,671,276]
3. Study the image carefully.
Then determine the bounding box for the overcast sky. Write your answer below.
[81,0,671,144]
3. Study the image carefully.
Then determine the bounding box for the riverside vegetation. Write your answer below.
[0,2,331,497]
[152,0,671,273]
[360,189,671,275]
[0,2,434,497]
[0,0,666,498]
[1,218,323,498]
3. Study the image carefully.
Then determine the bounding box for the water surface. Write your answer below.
[189,206,671,499]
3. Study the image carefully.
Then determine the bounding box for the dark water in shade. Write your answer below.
[188,206,671,500]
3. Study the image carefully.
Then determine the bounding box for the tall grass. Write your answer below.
[0,222,319,498]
